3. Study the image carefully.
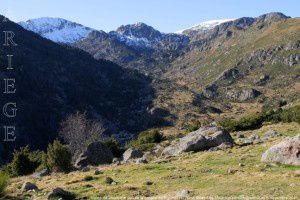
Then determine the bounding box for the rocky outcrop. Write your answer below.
[261,135,300,166]
[284,54,300,66]
[226,88,261,101]
[202,84,218,99]
[123,148,144,162]
[218,68,239,81]
[75,141,113,168]
[162,126,233,156]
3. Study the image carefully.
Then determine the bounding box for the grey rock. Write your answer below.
[162,126,233,156]
[112,157,122,163]
[227,168,238,174]
[94,169,103,175]
[75,141,113,168]
[262,130,281,140]
[123,148,144,162]
[22,182,38,192]
[47,187,75,200]
[256,74,270,85]
[81,166,91,172]
[135,157,148,164]
[176,189,190,198]
[236,138,254,146]
[261,135,300,166]
[32,169,49,178]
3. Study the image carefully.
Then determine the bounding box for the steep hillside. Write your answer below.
[0,16,155,163]
[153,14,300,128]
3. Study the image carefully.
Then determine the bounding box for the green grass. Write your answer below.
[6,123,300,199]
[0,172,9,197]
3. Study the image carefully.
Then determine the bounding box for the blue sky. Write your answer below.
[0,0,299,33]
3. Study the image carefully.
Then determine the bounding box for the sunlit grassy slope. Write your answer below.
[6,123,300,199]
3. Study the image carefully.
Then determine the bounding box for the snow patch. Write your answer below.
[176,19,235,34]
[19,17,94,43]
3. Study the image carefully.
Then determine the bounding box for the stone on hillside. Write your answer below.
[256,74,270,85]
[22,182,38,192]
[81,166,91,172]
[262,130,281,140]
[136,157,148,164]
[32,169,49,178]
[94,169,103,175]
[261,135,300,166]
[105,177,114,184]
[123,148,144,162]
[75,141,113,168]
[227,168,238,174]
[202,84,218,99]
[176,189,190,198]
[47,187,75,200]
[162,126,233,156]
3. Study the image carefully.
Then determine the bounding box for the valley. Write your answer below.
[0,10,299,199]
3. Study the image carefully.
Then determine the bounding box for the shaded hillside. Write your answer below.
[0,16,155,163]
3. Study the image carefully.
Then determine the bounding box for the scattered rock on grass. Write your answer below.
[262,130,281,140]
[22,182,38,192]
[105,177,114,184]
[144,181,153,185]
[32,169,50,178]
[162,126,233,156]
[176,189,190,198]
[123,148,144,162]
[47,187,75,200]
[261,135,300,166]
[94,169,103,175]
[227,168,238,174]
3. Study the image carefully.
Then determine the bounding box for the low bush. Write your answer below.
[45,140,72,173]
[103,138,123,157]
[83,175,93,181]
[220,105,300,132]
[0,172,9,197]
[126,129,164,151]
[9,146,44,176]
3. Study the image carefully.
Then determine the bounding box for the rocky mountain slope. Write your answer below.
[19,12,300,132]
[0,16,155,163]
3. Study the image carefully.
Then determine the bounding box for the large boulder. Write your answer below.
[261,135,300,166]
[162,126,233,156]
[123,148,144,162]
[47,187,75,200]
[21,182,38,192]
[75,141,113,168]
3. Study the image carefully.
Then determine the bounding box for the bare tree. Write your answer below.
[59,111,106,158]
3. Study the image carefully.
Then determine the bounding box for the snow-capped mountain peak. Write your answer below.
[19,17,94,43]
[176,19,235,34]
